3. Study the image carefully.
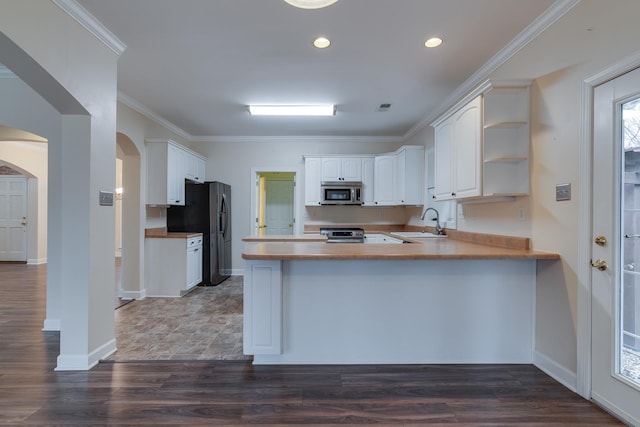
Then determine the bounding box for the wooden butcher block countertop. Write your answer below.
[145,227,203,239]
[242,231,560,261]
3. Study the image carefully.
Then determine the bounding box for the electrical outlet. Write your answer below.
[519,207,525,221]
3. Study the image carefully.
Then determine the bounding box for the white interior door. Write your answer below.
[592,66,640,425]
[263,178,294,236]
[0,176,28,262]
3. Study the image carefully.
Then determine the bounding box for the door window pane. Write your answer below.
[621,97,640,385]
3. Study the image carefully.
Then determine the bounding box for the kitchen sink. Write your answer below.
[390,231,447,239]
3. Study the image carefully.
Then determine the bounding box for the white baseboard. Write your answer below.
[533,350,577,393]
[55,338,117,371]
[231,269,244,276]
[592,391,640,427]
[27,258,47,265]
[120,289,146,300]
[42,318,61,331]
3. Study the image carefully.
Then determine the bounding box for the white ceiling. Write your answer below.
[74,0,560,140]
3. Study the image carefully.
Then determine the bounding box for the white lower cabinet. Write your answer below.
[186,236,203,289]
[243,260,282,355]
[145,235,203,297]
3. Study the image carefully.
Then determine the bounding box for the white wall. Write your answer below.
[467,0,640,385]
[1,0,120,369]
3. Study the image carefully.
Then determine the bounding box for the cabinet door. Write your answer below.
[193,156,206,183]
[361,157,375,205]
[186,246,196,289]
[374,154,395,205]
[321,157,341,181]
[341,157,362,181]
[434,117,454,200]
[194,243,203,284]
[304,157,322,206]
[185,153,206,183]
[399,146,424,205]
[395,150,406,204]
[453,96,482,199]
[167,143,185,205]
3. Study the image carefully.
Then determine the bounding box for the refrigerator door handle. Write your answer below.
[220,193,229,237]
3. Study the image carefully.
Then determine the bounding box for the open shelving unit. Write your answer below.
[481,83,531,198]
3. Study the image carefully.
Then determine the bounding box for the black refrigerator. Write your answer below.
[167,181,231,285]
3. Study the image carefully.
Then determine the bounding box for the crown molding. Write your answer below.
[404,0,582,139]
[190,135,403,144]
[51,0,126,56]
[117,92,192,141]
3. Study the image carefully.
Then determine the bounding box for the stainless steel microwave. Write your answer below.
[320,181,363,205]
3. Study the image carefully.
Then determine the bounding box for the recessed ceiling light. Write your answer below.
[313,37,331,49]
[248,105,336,116]
[424,37,443,48]
[283,0,338,9]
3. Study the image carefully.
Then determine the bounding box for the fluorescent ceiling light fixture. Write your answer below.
[313,36,331,49]
[283,0,338,9]
[424,37,443,48]
[248,105,335,116]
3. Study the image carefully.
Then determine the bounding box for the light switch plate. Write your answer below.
[99,191,114,206]
[556,183,571,201]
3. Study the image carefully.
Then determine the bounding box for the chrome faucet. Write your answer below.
[420,207,443,235]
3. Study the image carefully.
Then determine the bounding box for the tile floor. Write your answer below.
[108,275,251,361]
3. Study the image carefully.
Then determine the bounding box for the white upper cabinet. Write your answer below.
[452,96,483,199]
[395,145,424,205]
[146,139,207,206]
[433,116,454,200]
[432,80,530,202]
[433,95,482,201]
[361,156,375,206]
[305,146,423,207]
[373,154,396,206]
[185,152,206,183]
[321,157,362,182]
[304,157,322,206]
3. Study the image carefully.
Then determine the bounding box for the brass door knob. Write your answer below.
[591,259,608,271]
[594,236,607,246]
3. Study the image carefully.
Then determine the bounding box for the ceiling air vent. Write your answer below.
[377,103,391,112]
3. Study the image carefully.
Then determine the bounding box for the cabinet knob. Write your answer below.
[451,193,455,197]
[375,201,378,204]
[432,195,436,199]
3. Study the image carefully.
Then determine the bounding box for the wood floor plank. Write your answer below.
[0,264,626,426]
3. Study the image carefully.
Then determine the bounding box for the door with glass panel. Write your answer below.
[591,67,640,425]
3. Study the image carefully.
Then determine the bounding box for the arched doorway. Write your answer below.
[0,128,48,265]
[115,133,143,301]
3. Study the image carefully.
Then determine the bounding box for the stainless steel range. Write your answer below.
[320,227,365,243]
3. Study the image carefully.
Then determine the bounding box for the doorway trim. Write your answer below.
[577,50,640,399]
[250,167,302,237]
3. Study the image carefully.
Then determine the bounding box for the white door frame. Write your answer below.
[250,167,302,236]
[577,51,640,399]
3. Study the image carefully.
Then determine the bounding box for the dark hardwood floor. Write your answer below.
[0,263,625,426]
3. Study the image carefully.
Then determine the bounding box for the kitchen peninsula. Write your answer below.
[242,232,559,365]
